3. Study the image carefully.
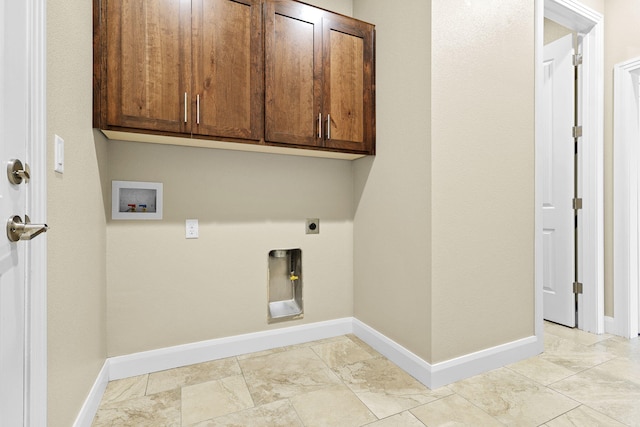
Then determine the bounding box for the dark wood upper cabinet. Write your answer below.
[95,0,262,142]
[192,0,263,140]
[264,0,322,148]
[322,14,375,154]
[101,0,191,134]
[264,0,375,154]
[94,0,375,156]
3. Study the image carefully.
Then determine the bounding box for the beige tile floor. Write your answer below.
[92,322,640,426]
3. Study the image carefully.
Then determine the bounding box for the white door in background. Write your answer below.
[1,1,32,425]
[542,34,575,327]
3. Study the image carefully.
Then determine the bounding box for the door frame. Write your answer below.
[25,0,48,424]
[613,56,640,338]
[535,0,604,338]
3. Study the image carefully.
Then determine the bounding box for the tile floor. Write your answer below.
[92,322,640,426]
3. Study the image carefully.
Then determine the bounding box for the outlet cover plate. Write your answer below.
[186,219,199,239]
[54,134,64,173]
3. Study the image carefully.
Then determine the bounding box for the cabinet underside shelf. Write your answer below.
[100,129,367,160]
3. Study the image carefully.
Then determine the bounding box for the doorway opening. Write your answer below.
[541,30,578,328]
[535,0,604,341]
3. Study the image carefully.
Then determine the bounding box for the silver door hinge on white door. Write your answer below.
[573,198,583,210]
[572,126,583,138]
[573,54,583,67]
[573,282,583,294]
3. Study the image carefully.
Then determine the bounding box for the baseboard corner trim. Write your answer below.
[72,359,110,427]
[352,318,540,389]
[351,318,432,385]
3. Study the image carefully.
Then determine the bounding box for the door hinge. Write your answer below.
[573,282,583,294]
[572,126,583,138]
[573,54,583,67]
[573,197,583,210]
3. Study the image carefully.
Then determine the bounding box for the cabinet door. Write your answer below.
[105,0,191,133]
[322,15,375,153]
[192,0,263,141]
[264,0,323,147]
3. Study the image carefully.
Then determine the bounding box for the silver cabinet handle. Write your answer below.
[7,159,30,185]
[6,215,48,242]
[318,113,322,139]
[184,92,188,123]
[326,113,331,140]
[197,94,200,125]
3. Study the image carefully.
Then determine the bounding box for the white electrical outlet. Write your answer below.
[186,219,199,239]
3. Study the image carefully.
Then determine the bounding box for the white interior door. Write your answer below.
[542,34,576,327]
[1,1,29,425]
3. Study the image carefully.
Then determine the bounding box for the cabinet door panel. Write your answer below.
[265,1,322,147]
[106,0,190,133]
[193,0,262,140]
[323,16,375,153]
[329,30,363,142]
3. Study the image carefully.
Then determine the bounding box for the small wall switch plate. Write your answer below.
[54,134,64,173]
[306,218,319,234]
[186,219,199,239]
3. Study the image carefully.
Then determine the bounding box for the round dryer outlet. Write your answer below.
[306,218,319,234]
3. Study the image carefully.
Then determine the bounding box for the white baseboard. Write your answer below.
[75,317,541,426]
[428,335,540,388]
[604,316,615,334]
[352,318,541,389]
[352,319,432,385]
[73,360,110,427]
[109,318,353,381]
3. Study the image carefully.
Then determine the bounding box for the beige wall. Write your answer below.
[313,0,351,15]
[105,0,354,357]
[577,0,604,15]
[352,0,433,361]
[352,0,535,364]
[604,0,640,317]
[544,18,575,45]
[430,0,535,362]
[47,1,108,426]
[106,143,354,354]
